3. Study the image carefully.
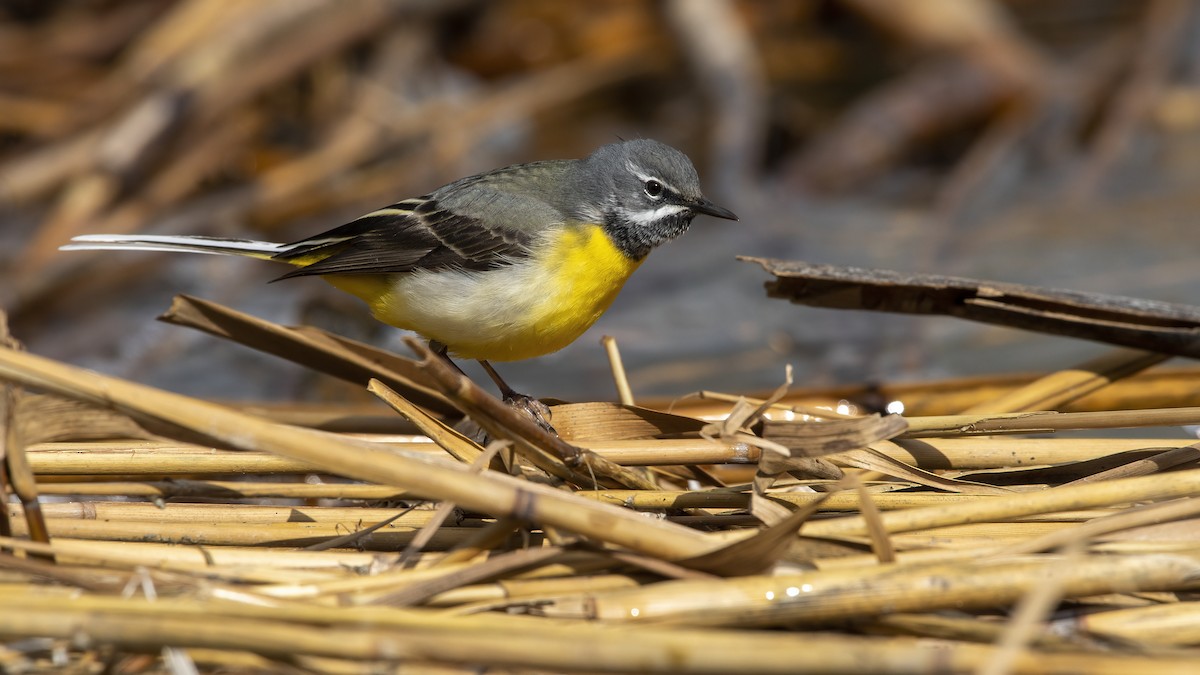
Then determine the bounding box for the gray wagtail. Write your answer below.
[62,139,738,402]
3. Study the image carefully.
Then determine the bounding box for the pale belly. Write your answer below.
[325,225,642,361]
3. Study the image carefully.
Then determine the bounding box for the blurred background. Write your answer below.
[2,0,1199,403]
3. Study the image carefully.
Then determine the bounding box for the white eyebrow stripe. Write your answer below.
[621,203,689,225]
[626,160,680,194]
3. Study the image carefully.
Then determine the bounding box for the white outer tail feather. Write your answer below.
[60,234,291,257]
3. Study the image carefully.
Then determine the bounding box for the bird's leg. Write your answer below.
[429,340,468,376]
[428,341,492,444]
[477,360,521,401]
[428,341,555,434]
[478,360,555,434]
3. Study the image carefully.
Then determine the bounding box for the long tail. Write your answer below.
[60,234,293,261]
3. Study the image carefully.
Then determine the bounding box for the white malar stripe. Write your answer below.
[60,234,289,255]
[621,204,688,226]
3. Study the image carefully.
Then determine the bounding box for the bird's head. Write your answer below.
[580,139,737,260]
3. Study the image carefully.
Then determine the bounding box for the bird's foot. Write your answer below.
[474,359,556,434]
[504,393,556,435]
[453,394,556,444]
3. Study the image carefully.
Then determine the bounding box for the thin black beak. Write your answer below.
[691,197,739,221]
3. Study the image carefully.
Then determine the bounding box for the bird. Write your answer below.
[61,139,738,415]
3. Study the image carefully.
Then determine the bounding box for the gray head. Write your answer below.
[574,139,737,260]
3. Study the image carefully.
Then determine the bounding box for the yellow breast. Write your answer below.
[324,224,642,362]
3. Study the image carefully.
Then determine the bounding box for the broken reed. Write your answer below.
[5,304,1200,670]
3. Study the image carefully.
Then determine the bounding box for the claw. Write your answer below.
[504,393,556,435]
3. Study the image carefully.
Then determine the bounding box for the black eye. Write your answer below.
[644,180,663,198]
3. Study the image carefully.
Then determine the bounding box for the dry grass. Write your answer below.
[5,2,1200,672]
[3,297,1200,673]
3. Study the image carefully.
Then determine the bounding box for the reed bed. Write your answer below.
[6,1,1200,672]
[2,297,1200,674]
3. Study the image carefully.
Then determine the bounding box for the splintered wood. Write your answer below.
[3,296,1200,673]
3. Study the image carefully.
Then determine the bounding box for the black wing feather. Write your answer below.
[272,198,532,279]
